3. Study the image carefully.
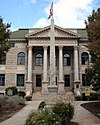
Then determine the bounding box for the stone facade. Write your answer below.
[0,24,90,95]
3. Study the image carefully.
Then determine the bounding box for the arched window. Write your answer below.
[0,54,6,65]
[63,54,71,66]
[81,52,89,65]
[35,54,43,66]
[17,52,25,65]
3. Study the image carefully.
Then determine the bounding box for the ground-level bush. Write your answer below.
[17,91,26,98]
[5,86,18,96]
[25,102,74,125]
[26,95,32,101]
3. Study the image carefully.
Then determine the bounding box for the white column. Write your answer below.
[41,46,48,94]
[58,46,63,81]
[27,46,32,82]
[43,46,48,81]
[58,46,65,94]
[74,46,79,82]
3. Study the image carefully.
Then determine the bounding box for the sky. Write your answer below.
[0,0,100,31]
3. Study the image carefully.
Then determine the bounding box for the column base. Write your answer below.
[58,80,65,94]
[74,80,81,94]
[25,81,32,96]
[41,81,49,95]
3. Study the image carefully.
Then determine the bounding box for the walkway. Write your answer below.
[72,101,100,125]
[0,101,100,125]
[0,101,41,125]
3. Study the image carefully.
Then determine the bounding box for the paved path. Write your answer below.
[0,101,41,125]
[72,101,100,125]
[0,101,100,125]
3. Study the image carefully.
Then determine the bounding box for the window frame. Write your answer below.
[81,52,89,65]
[0,54,6,65]
[63,53,71,66]
[36,74,42,87]
[35,53,43,66]
[16,74,25,86]
[64,75,70,87]
[17,52,25,65]
[0,74,5,86]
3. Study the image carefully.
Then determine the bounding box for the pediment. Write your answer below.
[25,25,79,39]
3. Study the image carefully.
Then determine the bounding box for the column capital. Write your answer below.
[27,46,32,50]
[43,46,48,50]
[58,45,63,50]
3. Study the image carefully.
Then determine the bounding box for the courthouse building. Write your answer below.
[0,24,90,95]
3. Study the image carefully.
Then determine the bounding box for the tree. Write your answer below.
[85,8,100,91]
[0,17,11,58]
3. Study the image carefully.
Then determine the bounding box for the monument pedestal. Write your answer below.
[74,80,81,93]
[46,85,58,104]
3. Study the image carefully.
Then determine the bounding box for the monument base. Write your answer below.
[46,85,58,105]
[74,80,81,93]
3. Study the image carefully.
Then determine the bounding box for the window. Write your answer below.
[82,74,89,86]
[36,75,42,87]
[17,52,25,65]
[64,75,70,87]
[0,74,5,86]
[0,54,6,65]
[81,52,89,65]
[35,54,43,66]
[63,54,71,66]
[17,74,25,86]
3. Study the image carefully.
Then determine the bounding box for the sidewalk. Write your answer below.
[0,101,100,125]
[72,101,100,125]
[0,101,41,125]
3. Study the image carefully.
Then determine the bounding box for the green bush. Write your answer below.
[52,102,74,125]
[75,95,82,101]
[26,109,61,125]
[5,86,18,96]
[26,102,74,125]
[26,96,32,101]
[17,91,26,98]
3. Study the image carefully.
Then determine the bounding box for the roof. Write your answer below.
[10,27,88,40]
[77,29,88,39]
[10,29,29,39]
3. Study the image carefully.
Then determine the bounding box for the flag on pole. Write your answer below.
[48,2,53,19]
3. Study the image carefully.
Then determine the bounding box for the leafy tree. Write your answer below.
[85,8,100,91]
[0,17,11,58]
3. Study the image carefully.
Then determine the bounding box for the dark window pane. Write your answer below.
[81,52,89,65]
[0,54,6,65]
[35,54,43,66]
[0,74,5,86]
[36,75,42,87]
[82,74,89,86]
[64,75,70,87]
[17,52,25,65]
[63,54,71,66]
[17,74,25,86]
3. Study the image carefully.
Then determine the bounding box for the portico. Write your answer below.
[25,24,80,95]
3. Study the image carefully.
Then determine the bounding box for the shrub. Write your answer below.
[26,109,61,125]
[5,86,18,96]
[52,102,74,125]
[26,102,74,125]
[17,91,26,98]
[75,95,82,101]
[26,96,32,101]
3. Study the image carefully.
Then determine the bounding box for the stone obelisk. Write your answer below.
[47,18,58,104]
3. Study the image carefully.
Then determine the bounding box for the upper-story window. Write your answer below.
[63,54,71,66]
[17,52,25,65]
[35,54,43,66]
[0,54,6,65]
[81,52,89,65]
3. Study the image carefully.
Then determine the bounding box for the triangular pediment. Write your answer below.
[25,25,79,39]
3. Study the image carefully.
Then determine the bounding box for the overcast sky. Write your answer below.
[0,0,99,31]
